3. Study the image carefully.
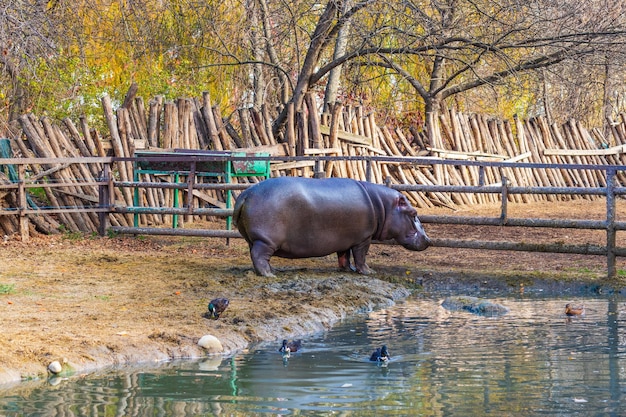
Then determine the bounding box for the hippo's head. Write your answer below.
[385,195,431,251]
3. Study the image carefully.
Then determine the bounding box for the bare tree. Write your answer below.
[302,0,626,137]
[272,0,375,134]
[370,0,566,136]
[3,0,625,141]
[0,0,58,133]
[324,0,352,108]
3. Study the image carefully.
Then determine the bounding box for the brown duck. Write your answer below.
[565,303,585,316]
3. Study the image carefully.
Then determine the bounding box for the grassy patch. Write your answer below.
[28,187,49,204]
[573,267,595,274]
[58,225,84,241]
[0,283,15,295]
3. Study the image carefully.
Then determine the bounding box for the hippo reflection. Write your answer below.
[233,177,430,277]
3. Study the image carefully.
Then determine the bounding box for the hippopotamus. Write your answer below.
[233,176,430,277]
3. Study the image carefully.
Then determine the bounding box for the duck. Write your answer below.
[207,298,229,319]
[565,303,585,316]
[370,345,390,362]
[279,339,302,354]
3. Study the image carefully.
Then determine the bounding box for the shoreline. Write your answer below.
[0,269,411,388]
[2,269,621,390]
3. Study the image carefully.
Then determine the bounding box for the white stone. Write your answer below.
[48,361,63,374]
[197,335,223,353]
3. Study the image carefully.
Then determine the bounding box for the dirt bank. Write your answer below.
[0,199,624,387]
[0,233,418,387]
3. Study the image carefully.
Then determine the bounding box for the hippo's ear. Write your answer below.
[394,195,417,216]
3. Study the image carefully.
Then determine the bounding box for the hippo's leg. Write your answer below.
[352,241,375,275]
[337,250,355,272]
[249,240,276,277]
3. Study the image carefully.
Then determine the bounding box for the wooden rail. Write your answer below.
[1,155,625,278]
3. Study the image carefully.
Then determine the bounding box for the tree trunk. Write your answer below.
[2,56,26,130]
[602,54,613,138]
[424,96,439,148]
[273,0,340,136]
[257,0,289,105]
[324,0,351,108]
[247,0,265,109]
[541,69,553,125]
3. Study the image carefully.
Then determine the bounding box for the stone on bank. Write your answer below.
[198,335,223,353]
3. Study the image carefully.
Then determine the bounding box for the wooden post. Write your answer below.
[18,164,29,241]
[296,110,307,156]
[98,164,111,236]
[212,106,232,150]
[262,104,276,144]
[305,93,323,149]
[78,116,104,166]
[249,108,270,147]
[134,96,148,140]
[193,106,209,149]
[325,102,343,178]
[238,108,255,147]
[606,169,617,279]
[178,98,190,149]
[148,96,163,148]
[84,119,106,157]
[296,111,310,176]
[201,92,220,149]
[286,102,296,156]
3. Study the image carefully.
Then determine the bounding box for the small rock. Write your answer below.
[441,296,510,317]
[198,334,223,353]
[48,361,63,374]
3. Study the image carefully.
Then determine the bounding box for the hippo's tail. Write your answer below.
[232,191,247,228]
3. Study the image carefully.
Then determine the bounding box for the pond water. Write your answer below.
[2,293,626,416]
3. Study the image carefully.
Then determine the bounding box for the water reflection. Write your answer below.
[2,295,626,416]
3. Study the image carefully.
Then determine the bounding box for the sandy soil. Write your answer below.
[1,198,624,387]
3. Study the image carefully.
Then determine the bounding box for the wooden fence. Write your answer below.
[1,155,625,278]
[2,83,626,237]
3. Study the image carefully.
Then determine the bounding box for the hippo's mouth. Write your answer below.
[399,232,431,251]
